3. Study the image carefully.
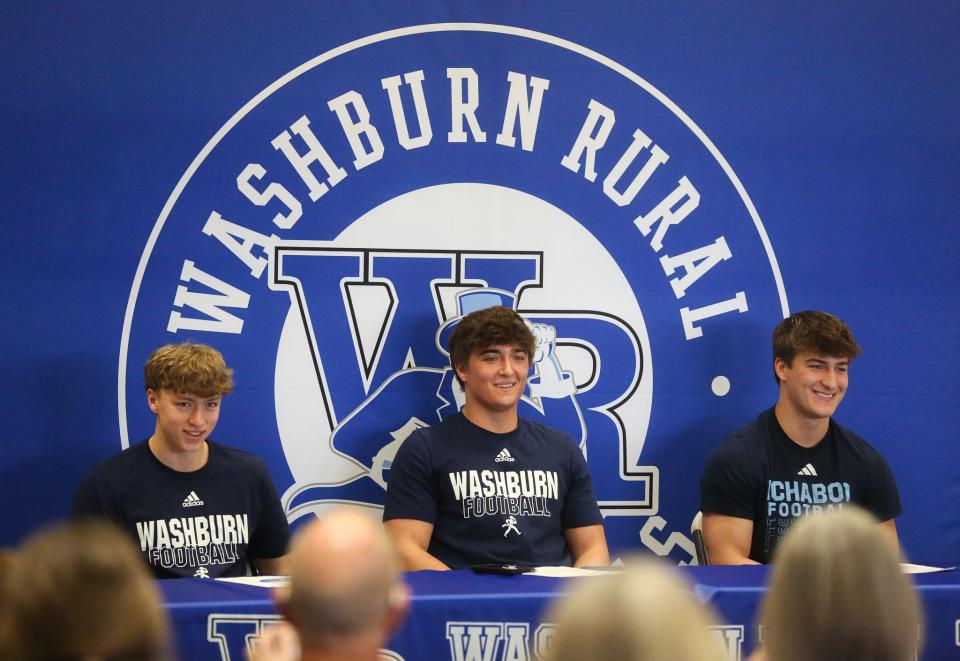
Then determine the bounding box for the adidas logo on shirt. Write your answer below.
[495,448,515,463]
[182,490,205,508]
[797,463,818,477]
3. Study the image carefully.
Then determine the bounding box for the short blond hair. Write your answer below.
[0,520,171,660]
[543,558,726,661]
[759,507,922,661]
[144,342,234,396]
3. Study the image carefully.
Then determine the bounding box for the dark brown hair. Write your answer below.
[772,311,861,383]
[448,306,535,387]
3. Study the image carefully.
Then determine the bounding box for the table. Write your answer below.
[159,566,960,660]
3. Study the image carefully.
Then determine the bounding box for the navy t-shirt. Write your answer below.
[383,412,603,568]
[700,408,901,563]
[73,440,291,579]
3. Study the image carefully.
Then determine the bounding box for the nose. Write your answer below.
[189,407,205,426]
[820,367,838,389]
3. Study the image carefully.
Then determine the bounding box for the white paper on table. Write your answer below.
[524,566,623,578]
[215,575,290,587]
[900,562,955,574]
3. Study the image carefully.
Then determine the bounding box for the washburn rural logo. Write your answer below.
[120,24,788,568]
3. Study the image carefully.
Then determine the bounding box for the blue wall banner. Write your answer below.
[2,3,958,567]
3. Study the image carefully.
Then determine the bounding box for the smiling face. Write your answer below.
[456,344,530,424]
[775,351,849,423]
[147,388,221,465]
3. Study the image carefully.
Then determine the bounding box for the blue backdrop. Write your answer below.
[2,1,957,565]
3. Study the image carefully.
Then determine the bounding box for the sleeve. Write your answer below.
[863,452,903,522]
[560,439,603,530]
[699,438,758,520]
[71,466,119,521]
[382,432,439,523]
[246,460,292,560]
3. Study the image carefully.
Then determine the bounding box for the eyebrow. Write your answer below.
[478,347,528,356]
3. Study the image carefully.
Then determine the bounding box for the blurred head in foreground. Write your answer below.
[273,509,409,660]
[757,506,922,661]
[543,558,727,661]
[0,520,171,661]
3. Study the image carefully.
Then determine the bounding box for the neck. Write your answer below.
[148,434,209,472]
[300,650,379,661]
[774,401,829,448]
[461,404,518,434]
[300,648,379,661]
[299,634,382,661]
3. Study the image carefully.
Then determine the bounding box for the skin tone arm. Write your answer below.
[384,519,450,571]
[878,518,900,555]
[252,555,290,576]
[705,515,899,565]
[565,524,610,567]
[702,514,759,565]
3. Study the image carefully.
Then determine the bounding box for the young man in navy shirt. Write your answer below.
[700,311,901,564]
[74,343,290,578]
[384,304,609,570]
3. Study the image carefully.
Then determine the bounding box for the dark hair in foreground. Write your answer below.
[772,310,861,383]
[448,306,535,387]
[542,558,726,661]
[0,520,171,661]
[759,507,922,661]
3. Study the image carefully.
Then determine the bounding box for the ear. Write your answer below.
[146,388,160,413]
[454,361,468,384]
[773,357,790,382]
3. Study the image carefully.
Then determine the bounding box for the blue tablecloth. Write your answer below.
[159,565,959,660]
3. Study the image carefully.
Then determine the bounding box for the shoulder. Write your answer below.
[208,441,272,477]
[709,411,772,461]
[402,414,473,451]
[209,440,266,464]
[73,443,155,513]
[830,419,889,463]
[518,418,578,447]
[81,441,152,480]
[392,424,439,468]
[517,419,584,469]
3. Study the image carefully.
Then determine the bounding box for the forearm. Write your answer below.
[707,547,759,565]
[572,544,610,567]
[566,524,609,567]
[702,514,757,565]
[252,554,289,576]
[395,538,450,571]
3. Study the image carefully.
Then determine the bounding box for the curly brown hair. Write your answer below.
[144,343,234,396]
[448,306,535,387]
[772,311,861,383]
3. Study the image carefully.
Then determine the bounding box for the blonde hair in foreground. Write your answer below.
[759,506,922,661]
[543,558,726,661]
[0,520,171,661]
